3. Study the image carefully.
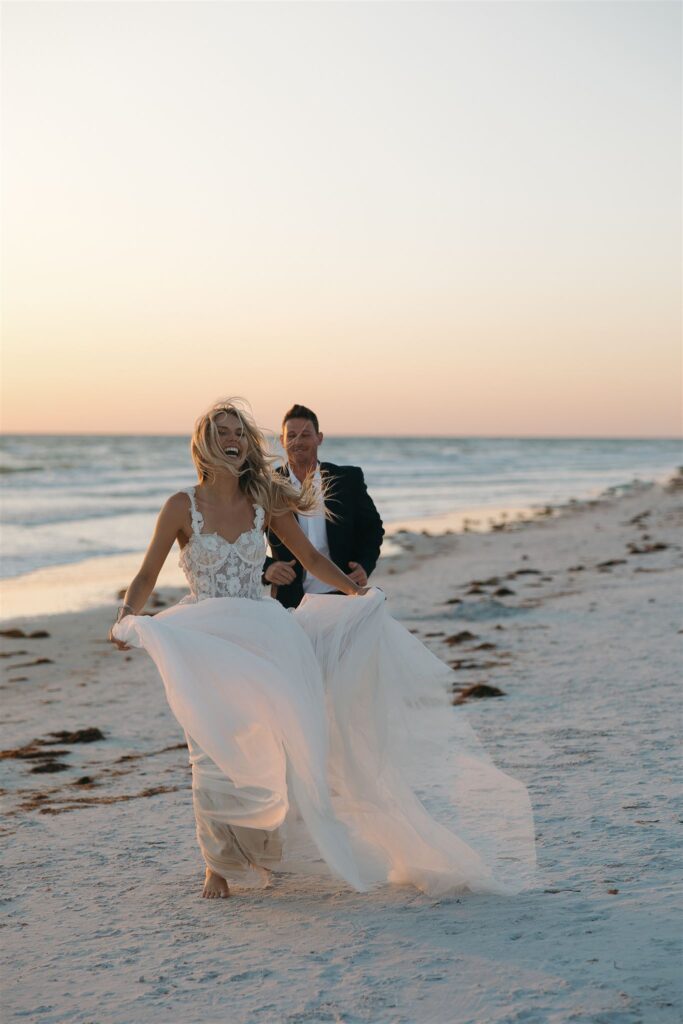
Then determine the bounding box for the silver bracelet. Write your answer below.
[116,604,135,622]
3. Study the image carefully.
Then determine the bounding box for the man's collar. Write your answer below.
[287,461,321,487]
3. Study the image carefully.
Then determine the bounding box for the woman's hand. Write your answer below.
[108,607,132,650]
[108,623,130,651]
[347,562,368,587]
[108,624,130,651]
[106,493,186,652]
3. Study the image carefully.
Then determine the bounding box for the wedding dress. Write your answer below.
[113,488,535,895]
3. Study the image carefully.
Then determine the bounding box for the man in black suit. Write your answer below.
[263,404,384,609]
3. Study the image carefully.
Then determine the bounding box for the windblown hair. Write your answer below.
[190,398,321,519]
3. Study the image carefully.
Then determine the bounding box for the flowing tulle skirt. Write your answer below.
[114,589,535,896]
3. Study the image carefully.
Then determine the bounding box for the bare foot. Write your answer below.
[202,868,230,899]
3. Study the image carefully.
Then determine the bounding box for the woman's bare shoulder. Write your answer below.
[161,491,193,522]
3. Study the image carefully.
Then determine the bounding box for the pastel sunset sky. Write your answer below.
[2,1,681,437]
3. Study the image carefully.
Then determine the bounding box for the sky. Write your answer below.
[1,1,681,437]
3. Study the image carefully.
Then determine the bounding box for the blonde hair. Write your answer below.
[190,397,321,519]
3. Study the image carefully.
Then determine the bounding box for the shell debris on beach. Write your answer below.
[1,477,681,1024]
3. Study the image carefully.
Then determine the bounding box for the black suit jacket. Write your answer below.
[264,462,384,609]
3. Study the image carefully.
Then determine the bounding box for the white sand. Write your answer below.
[1,479,681,1023]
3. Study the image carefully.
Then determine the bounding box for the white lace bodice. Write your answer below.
[178,488,266,603]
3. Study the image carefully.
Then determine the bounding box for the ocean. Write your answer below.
[1,435,680,580]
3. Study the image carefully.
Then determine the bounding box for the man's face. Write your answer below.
[281,417,323,468]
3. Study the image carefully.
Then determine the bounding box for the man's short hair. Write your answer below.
[282,404,320,433]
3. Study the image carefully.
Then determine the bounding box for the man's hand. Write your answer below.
[347,561,368,587]
[265,559,297,586]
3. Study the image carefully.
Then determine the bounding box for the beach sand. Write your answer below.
[1,478,681,1023]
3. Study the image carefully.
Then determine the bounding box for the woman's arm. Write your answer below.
[108,492,188,648]
[269,512,367,596]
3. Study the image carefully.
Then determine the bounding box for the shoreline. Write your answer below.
[1,474,675,622]
[0,501,538,622]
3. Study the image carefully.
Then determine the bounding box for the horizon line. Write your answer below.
[1,432,681,442]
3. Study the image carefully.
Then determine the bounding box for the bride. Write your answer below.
[111,398,535,900]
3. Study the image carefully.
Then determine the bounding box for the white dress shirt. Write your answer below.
[288,465,335,595]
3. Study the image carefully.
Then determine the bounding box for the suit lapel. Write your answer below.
[320,463,343,558]
[320,463,341,511]
[276,461,342,561]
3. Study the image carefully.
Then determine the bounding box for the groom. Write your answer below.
[263,404,384,609]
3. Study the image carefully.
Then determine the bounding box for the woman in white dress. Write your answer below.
[111,399,535,900]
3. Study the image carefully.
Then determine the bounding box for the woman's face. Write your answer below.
[213,411,248,468]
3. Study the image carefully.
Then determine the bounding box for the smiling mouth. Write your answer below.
[224,446,240,457]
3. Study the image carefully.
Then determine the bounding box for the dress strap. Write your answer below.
[186,487,204,535]
[253,504,265,533]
